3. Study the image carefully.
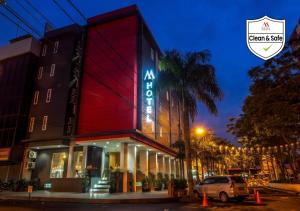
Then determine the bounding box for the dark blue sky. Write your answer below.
[1,0,300,145]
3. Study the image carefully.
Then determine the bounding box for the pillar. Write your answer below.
[128,145,136,192]
[66,141,75,178]
[120,143,128,192]
[139,150,149,176]
[82,146,88,170]
[21,148,31,180]
[184,160,187,179]
[149,151,157,177]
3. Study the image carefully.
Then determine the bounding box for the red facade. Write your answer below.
[78,15,138,135]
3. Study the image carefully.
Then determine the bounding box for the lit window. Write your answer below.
[53,41,59,54]
[33,91,39,105]
[166,91,169,101]
[42,45,47,56]
[160,127,163,137]
[42,115,48,131]
[151,47,154,61]
[37,66,43,80]
[28,117,35,133]
[50,152,66,178]
[50,64,55,77]
[46,89,52,103]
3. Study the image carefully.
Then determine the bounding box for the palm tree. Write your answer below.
[158,50,223,198]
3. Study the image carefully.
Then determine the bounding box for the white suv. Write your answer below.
[193,176,249,202]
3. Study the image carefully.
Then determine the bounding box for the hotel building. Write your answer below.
[2,5,184,192]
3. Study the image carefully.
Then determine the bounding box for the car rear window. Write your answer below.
[215,177,229,183]
[230,176,245,183]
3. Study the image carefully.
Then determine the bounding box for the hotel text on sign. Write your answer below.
[144,69,155,123]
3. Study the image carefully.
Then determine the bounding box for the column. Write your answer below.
[128,145,136,192]
[176,160,180,178]
[82,146,88,170]
[139,150,149,176]
[184,161,187,179]
[120,143,128,192]
[21,148,31,180]
[171,159,176,178]
[66,141,75,178]
[157,154,165,177]
[148,151,157,177]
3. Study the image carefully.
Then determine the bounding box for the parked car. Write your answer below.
[193,176,249,202]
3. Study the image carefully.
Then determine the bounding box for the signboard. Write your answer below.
[0,148,11,161]
[144,69,155,123]
[247,16,285,60]
[27,185,33,193]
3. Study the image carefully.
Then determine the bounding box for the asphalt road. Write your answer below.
[0,187,298,211]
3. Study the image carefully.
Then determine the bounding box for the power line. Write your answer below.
[0,1,41,36]
[0,9,32,35]
[15,0,44,25]
[66,0,86,21]
[52,0,77,24]
[23,0,55,28]
[65,0,135,74]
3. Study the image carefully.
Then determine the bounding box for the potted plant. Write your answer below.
[172,179,187,197]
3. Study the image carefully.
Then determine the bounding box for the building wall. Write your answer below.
[31,148,68,185]
[78,15,138,134]
[28,25,83,140]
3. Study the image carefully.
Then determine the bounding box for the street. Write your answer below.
[0,187,298,211]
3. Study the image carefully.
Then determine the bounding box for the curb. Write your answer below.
[0,195,178,204]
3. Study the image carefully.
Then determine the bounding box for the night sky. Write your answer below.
[1,0,300,145]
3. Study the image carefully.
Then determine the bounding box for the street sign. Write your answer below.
[28,185,33,193]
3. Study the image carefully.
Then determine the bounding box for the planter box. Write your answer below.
[268,183,300,193]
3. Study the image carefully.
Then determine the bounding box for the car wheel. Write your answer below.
[219,192,229,202]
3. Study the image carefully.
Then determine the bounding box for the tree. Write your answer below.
[227,43,300,179]
[159,50,223,198]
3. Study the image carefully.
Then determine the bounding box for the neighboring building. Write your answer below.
[0,35,40,180]
[22,25,84,185]
[20,5,184,193]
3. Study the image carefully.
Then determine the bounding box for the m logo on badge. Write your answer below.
[247,16,285,60]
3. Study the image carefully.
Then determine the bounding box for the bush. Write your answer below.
[173,179,187,190]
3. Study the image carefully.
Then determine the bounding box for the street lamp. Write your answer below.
[195,127,206,181]
[195,127,206,136]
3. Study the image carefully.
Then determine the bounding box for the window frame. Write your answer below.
[46,88,52,103]
[42,45,47,56]
[28,117,35,133]
[42,115,48,131]
[53,41,59,54]
[37,66,43,80]
[33,91,39,105]
[50,64,55,77]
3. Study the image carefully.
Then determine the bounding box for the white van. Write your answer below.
[193,176,249,202]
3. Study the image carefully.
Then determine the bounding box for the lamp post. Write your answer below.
[195,127,206,181]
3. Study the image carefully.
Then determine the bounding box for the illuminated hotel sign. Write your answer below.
[144,69,155,122]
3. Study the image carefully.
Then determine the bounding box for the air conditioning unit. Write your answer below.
[28,150,37,159]
[25,162,36,169]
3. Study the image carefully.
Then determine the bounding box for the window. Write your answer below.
[33,91,39,105]
[37,66,43,80]
[28,117,35,133]
[50,64,55,77]
[50,152,66,178]
[42,45,47,56]
[46,89,52,103]
[230,176,245,184]
[160,127,163,137]
[203,178,215,184]
[72,151,84,177]
[166,91,169,101]
[53,41,59,54]
[150,47,154,61]
[42,115,48,131]
[215,177,229,184]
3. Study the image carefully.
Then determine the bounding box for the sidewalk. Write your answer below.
[0,190,177,204]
